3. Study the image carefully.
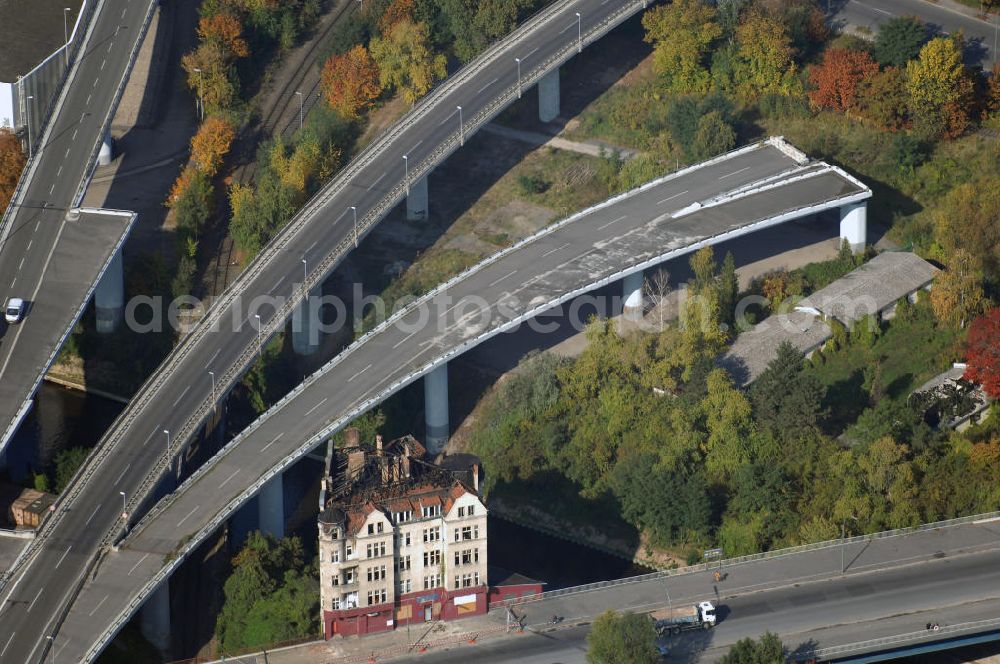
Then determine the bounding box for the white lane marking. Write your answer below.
[270,274,286,291]
[113,463,131,487]
[367,171,387,191]
[392,328,420,349]
[9,279,14,288]
[871,6,893,15]
[72,129,78,140]
[261,432,283,452]
[541,242,570,258]
[177,506,199,528]
[657,190,689,205]
[92,78,98,88]
[476,77,498,94]
[219,469,240,489]
[489,270,517,287]
[438,109,457,126]
[305,239,318,254]
[88,594,109,616]
[408,139,423,153]
[128,553,150,576]
[101,58,106,70]
[17,257,25,271]
[348,363,372,382]
[1,634,13,657]
[597,215,627,230]
[207,347,222,366]
[172,385,191,407]
[304,397,328,417]
[719,166,750,180]
[48,184,54,195]
[54,545,73,569]
[34,220,40,232]
[115,25,120,37]
[559,20,576,34]
[27,587,43,612]
[25,240,32,252]
[142,427,159,447]
[523,46,539,59]
[121,7,126,18]
[107,42,113,53]
[56,166,62,176]
[64,148,70,159]
[85,504,102,526]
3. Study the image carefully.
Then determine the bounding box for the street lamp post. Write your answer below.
[255,313,262,357]
[841,515,859,574]
[350,206,358,247]
[120,491,127,532]
[515,58,522,98]
[402,155,409,196]
[163,428,171,462]
[302,257,307,288]
[456,105,464,146]
[575,12,582,54]
[208,370,216,411]
[63,7,71,65]
[192,67,203,120]
[26,95,34,158]
[296,91,304,132]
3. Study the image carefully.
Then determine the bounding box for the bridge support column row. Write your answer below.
[95,249,124,334]
[406,175,429,221]
[258,473,284,539]
[424,363,449,455]
[839,201,867,253]
[622,271,643,321]
[140,581,171,657]
[538,68,560,123]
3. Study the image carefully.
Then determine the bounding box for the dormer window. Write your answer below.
[422,504,441,518]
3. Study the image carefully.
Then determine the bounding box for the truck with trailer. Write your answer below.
[650,601,717,635]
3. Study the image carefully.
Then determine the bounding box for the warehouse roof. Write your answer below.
[719,310,831,387]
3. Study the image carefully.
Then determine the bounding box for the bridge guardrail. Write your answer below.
[810,616,1000,661]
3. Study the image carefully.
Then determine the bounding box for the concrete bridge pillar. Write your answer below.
[538,68,560,123]
[95,249,124,333]
[140,581,171,657]
[406,175,429,221]
[424,363,449,455]
[292,285,321,356]
[258,473,284,539]
[98,131,114,166]
[839,201,867,252]
[623,271,643,321]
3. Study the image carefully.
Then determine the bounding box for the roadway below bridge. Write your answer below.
[45,139,870,662]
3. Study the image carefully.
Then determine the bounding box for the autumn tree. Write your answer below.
[321,45,382,118]
[0,128,26,214]
[378,0,414,35]
[931,249,987,329]
[370,19,447,104]
[733,10,801,99]
[182,42,239,112]
[933,178,1000,279]
[586,611,659,664]
[198,11,250,58]
[906,37,974,138]
[643,0,722,94]
[808,48,879,114]
[873,16,927,67]
[964,308,1000,398]
[190,115,235,176]
[858,66,909,130]
[986,64,1000,117]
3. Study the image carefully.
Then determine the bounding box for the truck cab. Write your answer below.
[698,601,717,625]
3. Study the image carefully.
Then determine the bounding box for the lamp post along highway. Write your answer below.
[457,106,464,146]
[255,313,262,357]
[841,515,859,573]
[515,58,522,98]
[26,95,34,158]
[403,155,409,196]
[120,491,127,533]
[208,370,216,412]
[163,429,171,467]
[192,67,203,120]
[351,206,358,247]
[296,91,304,132]
[575,12,582,53]
[302,257,307,289]
[63,7,71,65]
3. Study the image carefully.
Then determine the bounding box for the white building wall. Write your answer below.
[0,82,14,129]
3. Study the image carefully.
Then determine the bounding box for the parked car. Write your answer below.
[5,298,25,324]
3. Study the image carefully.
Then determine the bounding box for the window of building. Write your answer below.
[332,575,339,586]
[367,588,387,605]
[377,521,384,533]
[421,504,441,518]
[398,555,411,571]
[467,505,475,517]
[331,597,341,610]
[367,541,386,558]
[395,510,412,524]
[402,578,412,593]
[454,575,460,589]
[423,574,440,590]
[367,565,386,582]
[456,548,478,565]
[367,523,375,535]
[423,550,441,566]
[345,569,355,584]
[332,549,340,563]
[458,506,465,518]
[423,527,440,542]
[404,531,411,546]
[346,544,353,558]
[474,571,480,586]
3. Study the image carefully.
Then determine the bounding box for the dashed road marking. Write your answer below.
[177,505,199,528]
[367,171,386,191]
[541,242,570,258]
[304,397,328,417]
[113,463,131,487]
[719,166,750,180]
[393,328,420,349]
[172,385,191,407]
[219,469,240,489]
[88,594,109,617]
[597,215,627,230]
[476,77,498,94]
[128,553,150,576]
[1,634,13,657]
[85,504,102,526]
[54,546,73,569]
[348,363,372,382]
[261,432,284,452]
[27,587,43,612]
[489,270,517,287]
[657,190,688,205]
[101,58,106,70]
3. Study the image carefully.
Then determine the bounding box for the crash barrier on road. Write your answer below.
[808,616,1000,661]
[165,634,320,664]
[64,1,653,659]
[489,510,1000,609]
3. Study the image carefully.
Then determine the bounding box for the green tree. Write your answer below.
[54,447,90,493]
[610,453,710,544]
[930,249,988,329]
[906,37,974,138]
[586,610,659,664]
[691,110,737,160]
[857,66,909,131]
[750,342,827,441]
[717,251,738,327]
[733,10,801,100]
[643,0,722,94]
[370,19,447,104]
[873,16,928,67]
[718,632,784,664]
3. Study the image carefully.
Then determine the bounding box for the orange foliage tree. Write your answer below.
[321,45,382,118]
[378,0,414,36]
[808,48,880,114]
[198,12,250,58]
[190,115,236,176]
[964,308,1000,398]
[0,128,26,214]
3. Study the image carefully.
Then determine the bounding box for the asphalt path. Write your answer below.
[0,0,151,451]
[0,2,686,661]
[48,142,871,662]
[386,547,1000,664]
[835,0,998,67]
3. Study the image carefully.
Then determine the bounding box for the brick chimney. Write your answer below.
[375,434,383,454]
[471,463,479,493]
[345,427,360,447]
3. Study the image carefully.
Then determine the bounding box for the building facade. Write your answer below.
[318,434,488,638]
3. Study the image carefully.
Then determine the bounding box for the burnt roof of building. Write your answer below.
[0,0,84,82]
[488,566,546,588]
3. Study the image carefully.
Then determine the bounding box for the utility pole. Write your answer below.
[25,95,34,158]
[456,105,464,146]
[403,155,409,196]
[255,314,262,357]
[192,67,203,120]
[208,370,216,412]
[351,206,358,247]
[515,58,522,98]
[575,12,582,54]
[63,7,71,65]
[296,91,304,132]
